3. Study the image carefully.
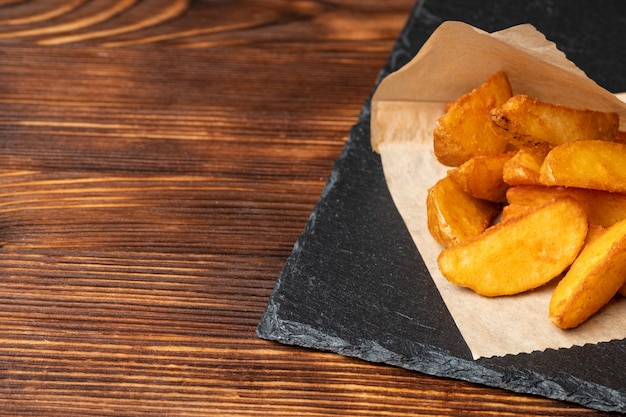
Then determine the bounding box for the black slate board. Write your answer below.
[257,0,626,412]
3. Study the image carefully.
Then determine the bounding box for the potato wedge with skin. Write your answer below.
[426,176,500,248]
[506,185,626,228]
[540,140,626,193]
[447,152,515,202]
[549,218,626,329]
[490,95,619,152]
[437,197,587,297]
[433,71,512,166]
[502,148,548,186]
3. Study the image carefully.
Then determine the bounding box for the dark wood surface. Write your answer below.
[0,1,612,415]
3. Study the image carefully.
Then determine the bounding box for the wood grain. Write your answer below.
[0,1,612,416]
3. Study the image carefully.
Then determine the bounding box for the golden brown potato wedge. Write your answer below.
[490,95,619,152]
[506,185,626,228]
[433,71,512,166]
[584,223,607,247]
[426,176,500,248]
[539,140,626,193]
[447,152,515,203]
[499,203,531,223]
[549,218,626,329]
[502,148,548,186]
[437,197,588,297]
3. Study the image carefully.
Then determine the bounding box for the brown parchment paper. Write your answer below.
[371,21,626,359]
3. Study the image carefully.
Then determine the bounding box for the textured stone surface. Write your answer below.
[257,0,626,412]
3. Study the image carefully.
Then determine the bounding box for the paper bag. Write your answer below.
[371,21,626,359]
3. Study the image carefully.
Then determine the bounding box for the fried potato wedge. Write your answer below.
[539,140,626,193]
[433,71,512,166]
[549,218,626,329]
[490,95,619,152]
[437,197,588,297]
[502,148,548,186]
[506,185,626,228]
[584,223,607,247]
[426,176,499,248]
[447,152,515,202]
[499,203,531,223]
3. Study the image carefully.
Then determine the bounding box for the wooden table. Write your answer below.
[0,1,611,415]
